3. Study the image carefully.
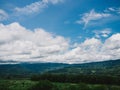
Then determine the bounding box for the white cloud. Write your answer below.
[76,9,111,28]
[60,35,120,63]
[0,0,64,21]
[93,28,111,38]
[43,0,63,4]
[102,33,120,60]
[63,38,103,63]
[105,7,120,14]
[0,22,69,62]
[0,9,8,21]
[15,0,63,15]
[0,22,120,64]
[108,8,116,12]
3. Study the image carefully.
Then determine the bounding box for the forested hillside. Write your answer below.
[0,59,120,79]
[0,63,68,78]
[48,59,120,76]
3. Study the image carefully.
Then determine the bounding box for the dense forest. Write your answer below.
[30,73,120,85]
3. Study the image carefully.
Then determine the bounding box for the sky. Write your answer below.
[0,0,120,64]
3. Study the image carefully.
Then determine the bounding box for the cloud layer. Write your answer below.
[0,22,120,64]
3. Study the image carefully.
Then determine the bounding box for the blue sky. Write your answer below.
[0,0,120,63]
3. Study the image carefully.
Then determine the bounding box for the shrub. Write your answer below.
[68,85,79,90]
[28,80,54,90]
[78,83,90,90]
[92,85,108,90]
[0,81,10,90]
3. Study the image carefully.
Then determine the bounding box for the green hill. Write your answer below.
[48,59,120,76]
[0,63,68,78]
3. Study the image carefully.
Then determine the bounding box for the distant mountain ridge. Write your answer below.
[0,63,69,78]
[48,59,120,76]
[0,59,120,78]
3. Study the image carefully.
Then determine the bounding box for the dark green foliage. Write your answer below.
[67,83,90,90]
[0,80,9,90]
[30,74,120,85]
[78,83,90,90]
[0,80,120,90]
[68,85,78,90]
[0,86,9,90]
[28,80,54,90]
[0,80,36,90]
[92,85,108,90]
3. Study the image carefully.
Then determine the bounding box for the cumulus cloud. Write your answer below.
[61,35,120,63]
[0,9,8,21]
[93,28,111,38]
[101,33,120,60]
[76,9,111,28]
[15,0,63,15]
[0,22,69,63]
[45,34,120,64]
[0,22,120,64]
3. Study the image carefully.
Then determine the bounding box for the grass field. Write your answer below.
[0,79,120,90]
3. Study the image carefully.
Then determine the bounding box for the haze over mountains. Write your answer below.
[0,59,120,79]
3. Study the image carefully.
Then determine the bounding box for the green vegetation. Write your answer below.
[0,63,68,79]
[0,80,120,90]
[0,80,36,90]
[0,60,120,90]
[28,80,54,90]
[30,74,120,85]
[48,59,120,76]
[0,60,120,79]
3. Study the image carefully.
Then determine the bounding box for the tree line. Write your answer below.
[31,74,120,85]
